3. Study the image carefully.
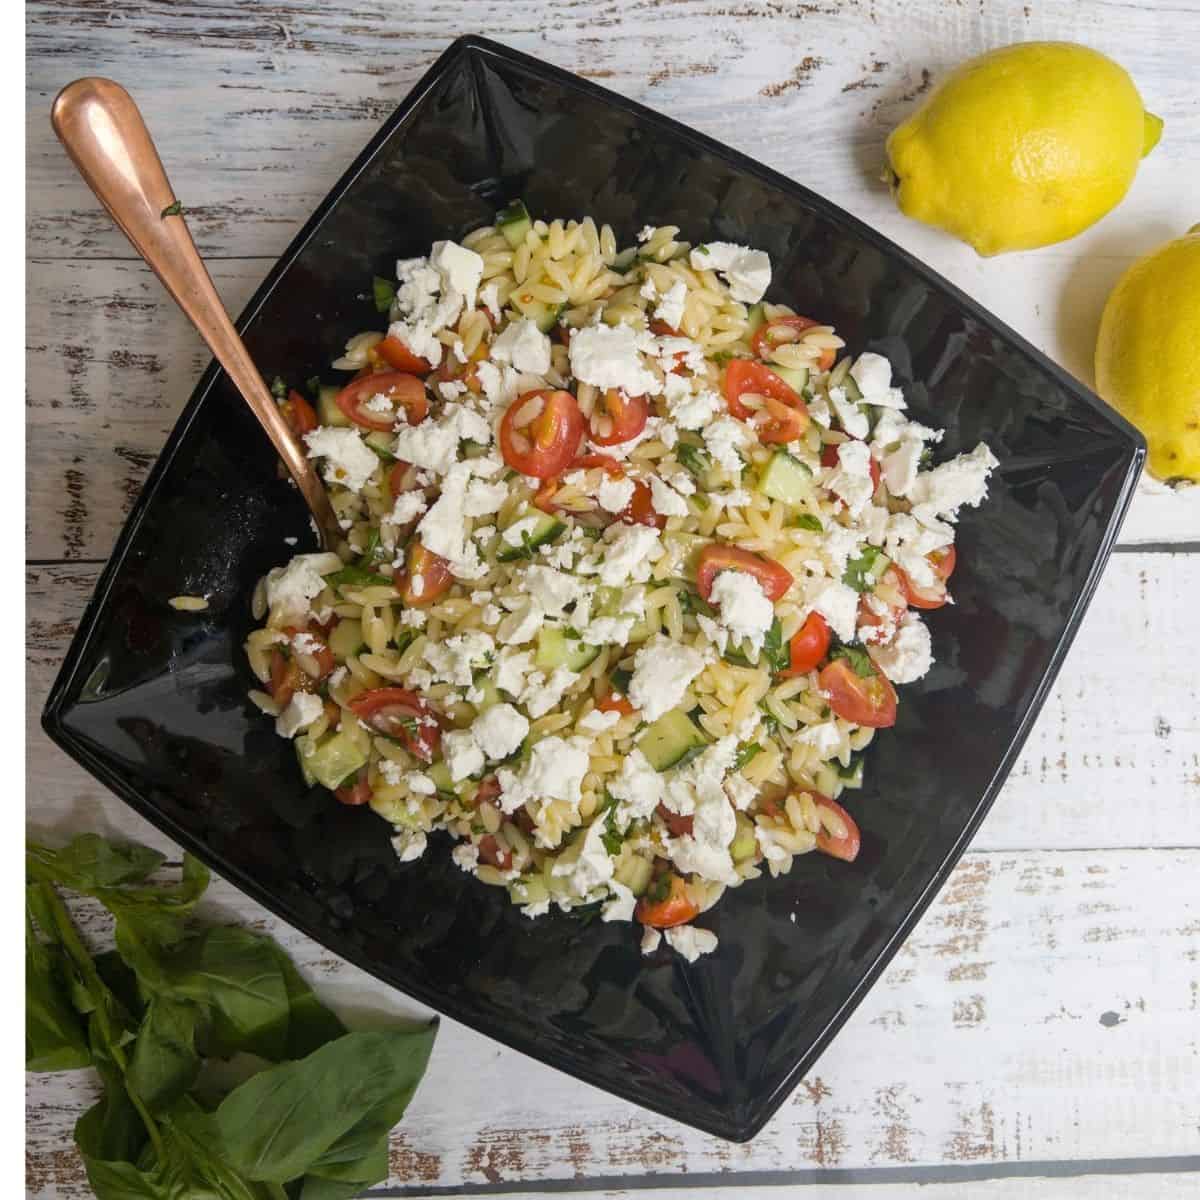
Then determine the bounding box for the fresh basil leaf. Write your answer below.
[127,997,203,1113]
[792,513,823,532]
[600,805,623,856]
[305,375,321,397]
[843,545,885,593]
[74,1065,150,1175]
[372,276,396,314]
[26,924,92,1071]
[105,854,211,959]
[27,835,165,890]
[184,1028,436,1184]
[830,643,876,678]
[272,950,346,1061]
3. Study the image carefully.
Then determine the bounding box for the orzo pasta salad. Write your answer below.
[246,203,997,964]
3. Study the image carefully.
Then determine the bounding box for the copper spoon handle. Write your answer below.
[51,77,339,545]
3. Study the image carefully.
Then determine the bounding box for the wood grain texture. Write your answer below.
[23,851,1200,1196]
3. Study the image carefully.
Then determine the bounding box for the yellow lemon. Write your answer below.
[886,42,1162,256]
[1095,226,1200,483]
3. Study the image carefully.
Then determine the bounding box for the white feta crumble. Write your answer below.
[404,771,436,796]
[823,438,876,516]
[430,238,484,310]
[709,569,775,650]
[601,881,637,923]
[437,379,467,402]
[303,428,379,492]
[578,707,621,732]
[568,324,660,396]
[628,634,707,722]
[400,607,427,629]
[595,523,663,586]
[422,631,494,687]
[689,241,770,302]
[725,772,757,811]
[806,578,860,642]
[490,317,552,375]
[496,600,543,646]
[471,703,530,761]
[909,443,999,520]
[478,281,501,323]
[668,782,738,885]
[637,224,656,242]
[827,386,869,441]
[494,649,534,697]
[464,478,508,517]
[521,665,576,719]
[639,277,658,301]
[609,749,664,825]
[274,692,324,739]
[667,383,722,431]
[799,721,842,757]
[415,463,486,579]
[443,729,485,782]
[596,473,636,513]
[496,735,590,814]
[393,404,479,476]
[703,415,753,473]
[641,927,662,955]
[393,831,428,863]
[265,552,341,621]
[870,610,934,684]
[451,842,479,872]
[649,475,690,517]
[664,924,719,962]
[653,279,687,329]
[849,352,906,408]
[551,818,614,897]
[475,361,522,409]
[523,566,585,616]
[390,490,428,525]
[807,392,832,428]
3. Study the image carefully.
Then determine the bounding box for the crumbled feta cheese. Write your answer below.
[880,438,924,499]
[725,772,757,811]
[709,569,775,650]
[521,665,576,719]
[578,707,621,732]
[639,278,658,301]
[464,478,508,517]
[481,603,502,625]
[649,475,690,517]
[595,523,663,587]
[870,610,933,684]
[628,635,707,722]
[327,666,347,689]
[303,428,379,492]
[265,552,341,621]
[823,438,875,516]
[451,842,479,872]
[596,474,635,513]
[479,281,501,323]
[808,392,832,428]
[806,578,860,642]
[494,649,533,697]
[799,721,842,757]
[415,463,486,579]
[703,415,753,473]
[654,279,687,329]
[641,926,662,954]
[490,318,552,375]
[471,703,530,760]
[393,405,478,476]
[664,924,719,962]
[602,880,637,923]
[689,241,770,303]
[391,490,428,525]
[437,379,467,402]
[393,831,428,863]
[423,631,494,686]
[828,387,869,440]
[552,818,614,897]
[431,239,484,310]
[376,759,405,787]
[400,607,427,629]
[668,783,738,885]
[496,600,543,646]
[501,515,544,547]
[475,360,522,409]
[275,692,323,739]
[496,735,590,814]
[443,729,485,782]
[568,324,660,396]
[849,352,901,405]
[610,749,664,825]
[523,566,585,616]
[637,225,656,242]
[667,383,721,432]
[581,615,636,645]
[909,443,999,519]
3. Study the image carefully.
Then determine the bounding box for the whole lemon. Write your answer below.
[1095,226,1200,482]
[886,42,1162,256]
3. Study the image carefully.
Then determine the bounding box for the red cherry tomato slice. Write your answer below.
[335,371,428,432]
[591,388,649,447]
[755,393,809,444]
[656,802,694,838]
[348,687,442,762]
[896,545,957,610]
[821,441,881,490]
[779,612,831,678]
[635,873,700,929]
[724,358,803,421]
[596,688,635,717]
[696,544,794,603]
[394,541,453,607]
[619,479,666,530]
[268,648,307,707]
[279,389,318,437]
[335,772,373,806]
[751,315,836,371]
[478,835,513,871]
[499,389,586,479]
[374,335,432,375]
[473,776,502,809]
[818,658,898,729]
[282,624,336,680]
[388,459,423,501]
[857,567,909,643]
[811,792,861,861]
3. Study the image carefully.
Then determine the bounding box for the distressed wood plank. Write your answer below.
[27,552,1200,853]
[25,258,1200,561]
[23,849,1200,1197]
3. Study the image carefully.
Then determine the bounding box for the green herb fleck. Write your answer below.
[372,275,397,313]
[792,513,823,532]
[696,244,710,255]
[843,545,886,593]
[305,374,321,397]
[326,564,393,589]
[645,872,672,904]
[734,742,763,770]
[678,587,717,619]
[677,442,710,478]
[830,643,876,678]
[609,667,633,695]
[762,617,790,674]
[270,376,288,400]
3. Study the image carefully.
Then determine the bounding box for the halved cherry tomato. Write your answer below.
[696,544,794,603]
[574,453,625,475]
[635,873,700,929]
[473,776,502,809]
[818,657,898,729]
[348,687,442,762]
[591,388,649,446]
[857,567,908,643]
[394,541,453,606]
[499,389,586,479]
[433,338,488,394]
[283,625,336,680]
[779,611,831,678]
[323,699,341,728]
[756,393,809,444]
[279,389,318,438]
[896,545,957,610]
[619,479,665,530]
[335,370,428,432]
[374,335,432,375]
[335,771,373,806]
[656,802,694,838]
[810,793,861,862]
[751,315,836,371]
[821,441,881,490]
[268,648,307,706]
[478,835,513,871]
[596,688,635,717]
[388,459,422,501]
[724,358,803,421]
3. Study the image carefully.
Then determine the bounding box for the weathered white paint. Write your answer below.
[25,0,1200,1195]
[23,851,1200,1196]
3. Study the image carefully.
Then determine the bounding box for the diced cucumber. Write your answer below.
[496,510,566,562]
[841,373,863,402]
[814,762,842,799]
[428,761,456,795]
[614,853,654,897]
[746,302,767,335]
[328,618,364,660]
[592,586,623,616]
[837,756,865,790]
[536,627,600,673]
[297,729,369,791]
[496,199,533,250]
[317,384,350,428]
[510,291,561,333]
[662,532,709,578]
[364,431,396,461]
[637,707,710,772]
[758,451,814,505]
[295,738,317,787]
[730,812,757,862]
[771,364,809,393]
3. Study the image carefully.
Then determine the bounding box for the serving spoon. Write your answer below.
[51,77,341,546]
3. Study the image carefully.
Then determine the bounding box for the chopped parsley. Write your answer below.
[269,376,288,400]
[372,275,396,313]
[599,793,623,856]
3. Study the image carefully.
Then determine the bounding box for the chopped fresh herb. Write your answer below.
[564,628,582,640]
[843,545,886,593]
[793,513,823,532]
[372,275,396,313]
[734,742,763,770]
[356,528,383,567]
[600,794,623,856]
[762,617,790,673]
[696,244,710,255]
[723,645,754,668]
[645,872,672,904]
[710,349,737,366]
[609,667,633,695]
[758,701,781,738]
[366,440,397,463]
[919,446,935,470]
[270,376,288,400]
[305,374,321,396]
[836,751,864,780]
[326,564,393,589]
[391,629,417,656]
[830,643,876,678]
[160,200,184,218]
[678,587,717,618]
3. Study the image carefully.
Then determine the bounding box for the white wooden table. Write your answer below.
[26,2,1200,1196]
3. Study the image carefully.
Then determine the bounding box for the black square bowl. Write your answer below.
[43,36,1143,1140]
